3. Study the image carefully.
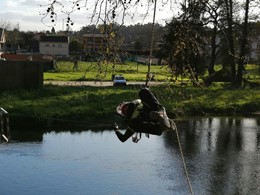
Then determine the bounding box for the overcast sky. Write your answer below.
[0,0,45,31]
[0,0,176,32]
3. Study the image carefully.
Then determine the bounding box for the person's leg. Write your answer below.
[129,119,163,136]
[139,88,172,129]
[138,88,163,111]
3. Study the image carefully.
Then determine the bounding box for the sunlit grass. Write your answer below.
[45,61,260,85]
[45,61,172,81]
[1,61,259,128]
[1,83,259,128]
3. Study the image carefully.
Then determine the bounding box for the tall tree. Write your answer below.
[220,0,257,87]
[6,28,21,52]
[223,0,236,86]
[162,0,207,85]
[204,0,223,75]
[236,0,249,86]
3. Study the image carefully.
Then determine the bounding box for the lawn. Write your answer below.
[1,61,259,129]
[45,61,172,82]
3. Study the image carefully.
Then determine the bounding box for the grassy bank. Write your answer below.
[1,61,259,130]
[1,84,259,130]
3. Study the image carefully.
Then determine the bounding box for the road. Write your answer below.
[44,81,160,87]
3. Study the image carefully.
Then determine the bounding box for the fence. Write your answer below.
[0,107,10,143]
[0,61,44,90]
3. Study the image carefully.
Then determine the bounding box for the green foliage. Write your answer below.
[162,18,207,84]
[69,40,82,54]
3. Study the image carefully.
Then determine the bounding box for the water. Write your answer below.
[0,117,260,195]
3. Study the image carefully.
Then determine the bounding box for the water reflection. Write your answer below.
[162,117,260,195]
[172,117,260,153]
[1,117,259,195]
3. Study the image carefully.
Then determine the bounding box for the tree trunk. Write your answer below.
[237,0,250,87]
[225,0,236,86]
[208,24,218,75]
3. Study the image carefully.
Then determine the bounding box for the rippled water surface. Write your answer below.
[0,117,260,195]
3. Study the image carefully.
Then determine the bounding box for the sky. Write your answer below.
[0,0,46,31]
[0,0,176,32]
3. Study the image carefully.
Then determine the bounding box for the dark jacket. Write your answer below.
[115,99,163,142]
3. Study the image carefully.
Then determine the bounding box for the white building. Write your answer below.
[0,28,6,53]
[39,36,69,57]
[249,35,260,62]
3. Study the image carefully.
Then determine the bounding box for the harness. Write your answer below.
[128,99,150,143]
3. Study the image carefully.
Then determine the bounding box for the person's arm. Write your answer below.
[113,124,135,142]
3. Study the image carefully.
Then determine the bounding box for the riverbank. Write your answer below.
[1,83,259,130]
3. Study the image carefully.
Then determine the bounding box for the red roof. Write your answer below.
[0,53,52,61]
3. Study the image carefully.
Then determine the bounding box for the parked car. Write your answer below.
[113,75,127,86]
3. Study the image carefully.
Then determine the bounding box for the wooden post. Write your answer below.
[0,107,10,143]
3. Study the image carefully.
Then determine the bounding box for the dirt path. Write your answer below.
[44,81,159,87]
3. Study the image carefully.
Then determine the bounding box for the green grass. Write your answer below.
[45,61,171,81]
[1,61,259,129]
[45,61,260,85]
[1,84,259,129]
[168,86,260,116]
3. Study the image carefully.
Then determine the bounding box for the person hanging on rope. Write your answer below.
[113,87,175,143]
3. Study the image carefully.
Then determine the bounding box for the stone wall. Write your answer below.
[0,61,43,90]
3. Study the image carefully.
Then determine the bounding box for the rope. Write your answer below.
[143,2,194,192]
[145,0,157,86]
[18,115,113,128]
[171,120,195,195]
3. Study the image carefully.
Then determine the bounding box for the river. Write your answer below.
[0,117,259,195]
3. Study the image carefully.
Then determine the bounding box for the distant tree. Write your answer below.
[134,39,143,51]
[69,40,82,54]
[78,25,100,36]
[19,31,39,52]
[0,20,13,31]
[117,23,164,52]
[51,27,56,34]
[5,28,21,52]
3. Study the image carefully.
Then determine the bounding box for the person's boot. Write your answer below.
[149,108,171,129]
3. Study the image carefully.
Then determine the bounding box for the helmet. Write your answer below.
[116,102,130,117]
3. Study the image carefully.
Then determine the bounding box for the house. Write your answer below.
[39,35,69,57]
[249,35,260,62]
[82,34,106,53]
[0,28,6,53]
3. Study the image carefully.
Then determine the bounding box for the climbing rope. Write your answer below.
[171,120,195,195]
[143,1,194,193]
[24,115,113,128]
[146,0,157,86]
